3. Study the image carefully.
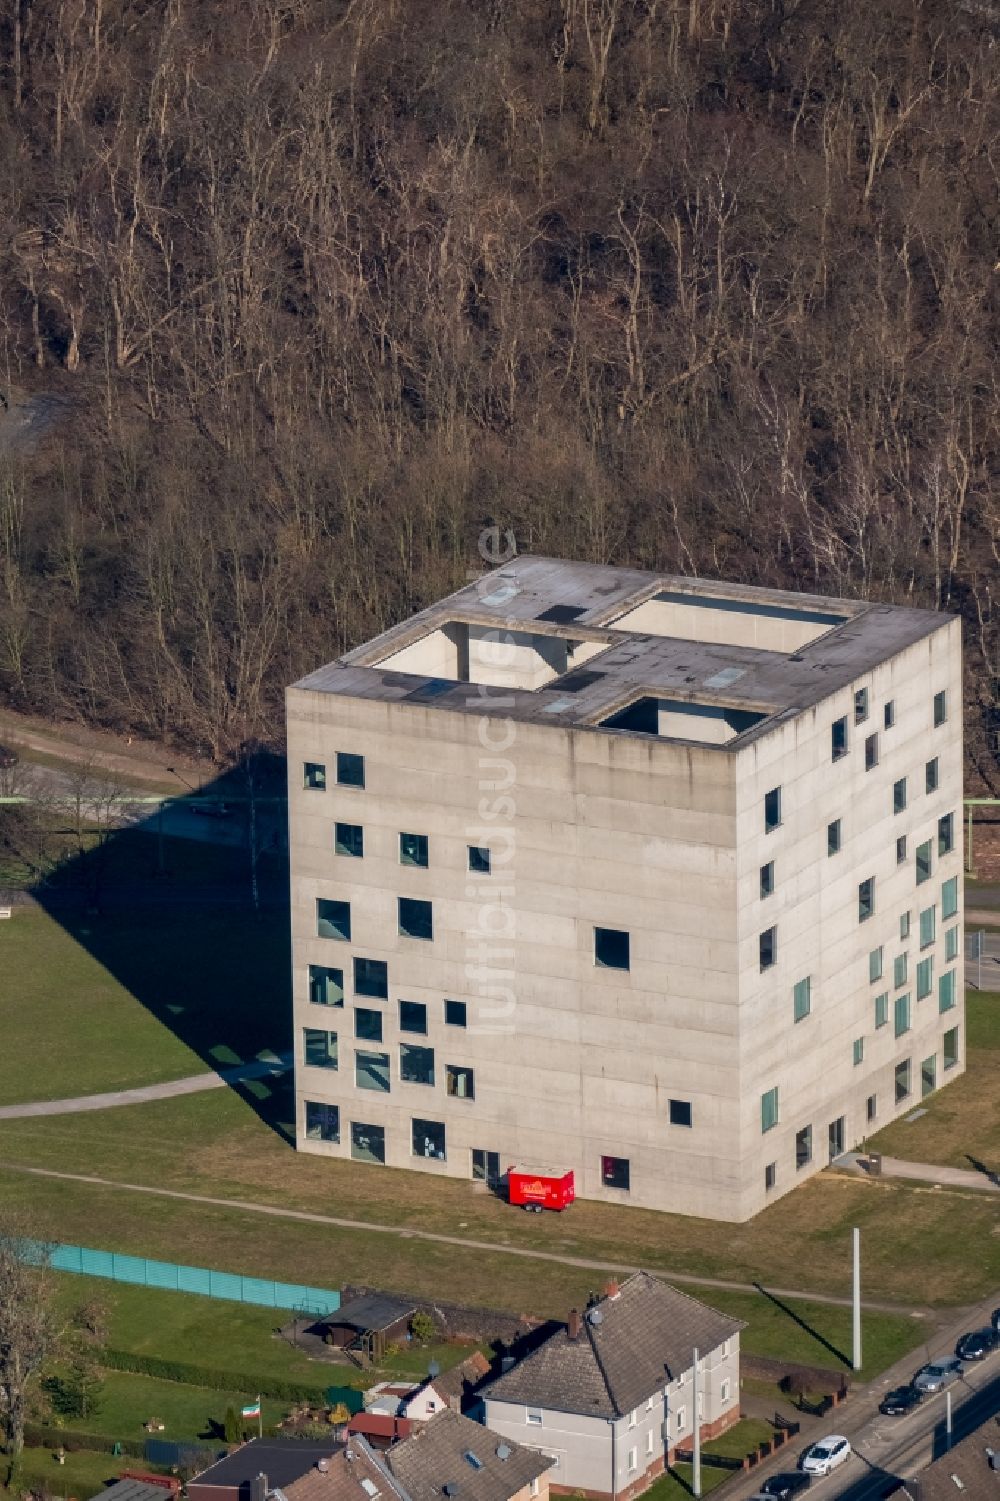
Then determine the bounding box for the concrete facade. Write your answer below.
[287,557,964,1221]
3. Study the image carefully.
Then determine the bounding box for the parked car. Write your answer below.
[760,1473,812,1499]
[0,743,18,768]
[956,1328,1000,1362]
[913,1358,963,1393]
[879,1386,924,1416]
[990,1308,1000,1335]
[801,1437,851,1476]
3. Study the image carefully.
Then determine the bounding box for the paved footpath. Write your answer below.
[0,1055,291,1119]
[839,1150,1000,1193]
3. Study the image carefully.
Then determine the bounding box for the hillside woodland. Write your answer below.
[0,0,996,774]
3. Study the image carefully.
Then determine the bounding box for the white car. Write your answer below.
[801,1436,851,1476]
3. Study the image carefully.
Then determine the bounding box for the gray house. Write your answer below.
[481,1273,743,1501]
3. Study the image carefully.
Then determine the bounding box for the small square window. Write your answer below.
[400,832,429,868]
[335,822,364,858]
[865,733,879,771]
[304,761,327,791]
[893,953,907,989]
[526,1409,542,1426]
[317,898,351,942]
[337,752,365,788]
[831,717,848,762]
[943,1026,959,1070]
[793,976,811,1021]
[304,1101,340,1142]
[827,819,842,856]
[875,992,889,1029]
[854,687,869,724]
[933,690,947,727]
[468,845,491,874]
[669,1099,692,1127]
[355,1049,390,1092]
[760,927,778,971]
[445,999,467,1027]
[858,877,875,923]
[853,1037,864,1067]
[919,905,936,949]
[896,835,907,865]
[884,700,895,729]
[895,1059,911,1103]
[412,1118,446,1160]
[765,1162,777,1191]
[867,1093,877,1124]
[916,957,933,1001]
[303,1028,338,1069]
[399,897,433,941]
[893,777,907,815]
[354,957,388,999]
[900,910,911,941]
[761,1086,779,1133]
[921,1054,937,1097]
[764,787,782,833]
[354,1007,383,1042]
[926,757,939,794]
[938,970,956,1013]
[399,1000,427,1035]
[760,861,775,899]
[601,1155,630,1191]
[894,993,911,1038]
[869,947,883,984]
[945,926,959,962]
[446,1064,475,1100]
[595,926,630,970]
[795,1125,812,1169]
[351,1121,385,1164]
[916,840,932,885]
[400,1042,435,1085]
[938,814,955,858]
[309,964,344,1007]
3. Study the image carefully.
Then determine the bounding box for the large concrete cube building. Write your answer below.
[286,557,964,1222]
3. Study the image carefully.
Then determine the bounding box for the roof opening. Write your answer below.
[464,1453,484,1470]
[607,589,848,654]
[536,604,586,623]
[600,695,767,745]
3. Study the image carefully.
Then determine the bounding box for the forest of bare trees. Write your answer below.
[0,0,996,777]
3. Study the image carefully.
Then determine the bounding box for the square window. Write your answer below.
[761,1086,779,1133]
[760,927,778,971]
[317,898,351,942]
[350,1121,385,1164]
[894,993,911,1038]
[943,1026,959,1070]
[400,832,429,868]
[795,1125,812,1169]
[355,1049,390,1092]
[760,861,775,899]
[938,813,954,857]
[669,1099,693,1127]
[900,910,911,941]
[933,690,947,727]
[894,953,907,989]
[468,845,491,874]
[827,819,842,856]
[764,787,781,833]
[526,1410,542,1426]
[854,687,869,724]
[942,875,958,919]
[896,835,907,865]
[309,965,344,1007]
[945,926,959,962]
[354,957,388,999]
[335,822,364,858]
[601,1155,630,1191]
[858,877,875,923]
[926,757,939,794]
[921,1055,937,1097]
[853,1037,864,1067]
[916,957,933,1001]
[865,733,879,771]
[399,897,433,941]
[875,992,889,1029]
[399,1043,435,1085]
[916,840,932,885]
[304,1101,340,1142]
[304,762,327,791]
[893,777,907,815]
[869,948,883,984]
[884,700,895,729]
[412,1118,446,1160]
[354,1007,383,1042]
[337,752,365,788]
[595,926,630,970]
[919,905,936,949]
[765,1162,777,1191]
[831,717,849,762]
[399,1000,427,1035]
[894,1059,911,1104]
[445,999,467,1027]
[793,976,811,1022]
[938,969,956,1013]
[303,1028,338,1069]
[867,1093,877,1123]
[446,1063,475,1100]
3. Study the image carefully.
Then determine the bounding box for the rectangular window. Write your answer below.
[921,1055,937,1097]
[335,822,364,858]
[893,777,907,815]
[317,898,351,941]
[919,905,936,949]
[853,1037,864,1067]
[526,1409,542,1426]
[595,926,630,970]
[354,1007,383,1042]
[354,957,388,999]
[399,1043,435,1085]
[894,993,911,1038]
[900,910,911,941]
[304,761,327,791]
[627,1449,638,1475]
[721,1378,731,1404]
[916,840,932,885]
[793,976,811,1021]
[884,700,895,729]
[646,1431,655,1458]
[828,819,842,856]
[445,999,467,1027]
[938,813,954,857]
[893,953,907,989]
[933,689,947,727]
[472,1149,500,1185]
[942,875,958,919]
[350,1121,385,1164]
[867,1094,877,1124]
[943,1027,959,1070]
[468,845,491,874]
[926,757,939,793]
[859,877,875,923]
[945,926,959,962]
[760,927,777,971]
[675,1409,686,1434]
[337,752,365,788]
[627,1410,638,1430]
[760,861,775,899]
[400,832,429,868]
[355,1049,390,1092]
[446,1064,475,1099]
[938,969,956,1013]
[399,897,433,941]
[916,957,933,1001]
[412,1118,446,1160]
[303,1028,338,1069]
[669,1099,693,1127]
[399,1000,427,1035]
[304,1101,339,1142]
[895,1059,911,1104]
[896,835,908,865]
[831,716,848,761]
[761,1087,779,1133]
[764,787,781,832]
[601,1155,630,1191]
[854,687,869,723]
[869,948,883,984]
[795,1125,812,1169]
[874,992,889,1029]
[865,733,879,771]
[309,965,344,1007]
[765,1162,777,1191]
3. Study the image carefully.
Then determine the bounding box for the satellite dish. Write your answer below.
[588,1308,604,1326]
[496,1446,511,1462]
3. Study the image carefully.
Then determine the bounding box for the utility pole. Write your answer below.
[852,1228,862,1372]
[946,1390,953,1450]
[692,1347,701,1498]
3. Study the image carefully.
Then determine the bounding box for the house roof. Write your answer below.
[92,1482,176,1501]
[331,1294,417,1334]
[386,1409,554,1501]
[482,1272,744,1420]
[426,1354,492,1407]
[281,1436,410,1501]
[906,1423,1000,1501]
[347,1414,415,1441]
[191,1438,341,1490]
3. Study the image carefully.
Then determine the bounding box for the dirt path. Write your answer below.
[0,705,212,788]
[0,1055,292,1119]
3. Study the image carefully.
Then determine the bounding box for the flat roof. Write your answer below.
[290,557,950,750]
[191,1439,341,1490]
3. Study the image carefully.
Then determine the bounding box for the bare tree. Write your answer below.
[0,1225,56,1483]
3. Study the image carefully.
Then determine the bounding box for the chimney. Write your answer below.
[251,1474,268,1501]
[567,1310,582,1340]
[317,1460,330,1474]
[604,1280,620,1301]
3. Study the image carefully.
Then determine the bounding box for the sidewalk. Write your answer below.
[838,1150,1000,1194]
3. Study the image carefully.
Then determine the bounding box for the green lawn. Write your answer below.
[703,1419,776,1461]
[10,1446,138,1501]
[646,1466,729,1501]
[43,1367,284,1443]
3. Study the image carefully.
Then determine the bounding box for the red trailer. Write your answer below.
[507,1165,575,1212]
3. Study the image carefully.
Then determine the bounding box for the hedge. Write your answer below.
[100,1348,350,1403]
[24,1423,147,1459]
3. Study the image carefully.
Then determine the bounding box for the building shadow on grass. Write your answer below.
[16,749,295,1145]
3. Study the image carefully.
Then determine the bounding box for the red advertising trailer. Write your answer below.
[507,1165,575,1212]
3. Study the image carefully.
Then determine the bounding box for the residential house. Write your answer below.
[386,1408,555,1501]
[188,1439,341,1501]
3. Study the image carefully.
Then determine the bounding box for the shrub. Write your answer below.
[99,1349,337,1403]
[409,1312,435,1344]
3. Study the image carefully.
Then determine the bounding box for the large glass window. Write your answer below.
[335,822,364,858]
[942,875,959,919]
[853,1037,864,1067]
[875,992,889,1029]
[919,905,936,949]
[399,1000,427,1035]
[894,993,911,1038]
[304,1101,340,1142]
[399,1043,435,1085]
[309,965,344,1007]
[399,897,433,941]
[921,1055,937,1097]
[893,954,907,989]
[938,970,956,1013]
[595,927,630,970]
[351,1121,385,1163]
[884,700,895,729]
[412,1119,446,1160]
[354,957,388,999]
[894,1060,911,1104]
[896,835,908,865]
[400,832,429,868]
[601,1155,630,1190]
[933,690,947,727]
[445,999,467,1027]
[945,926,960,962]
[760,927,778,971]
[793,977,811,1022]
[916,841,932,885]
[893,777,907,815]
[926,757,939,794]
[916,957,933,1002]
[337,752,365,788]
[765,1162,777,1191]
[795,1125,812,1169]
[304,762,326,790]
[858,877,875,923]
[760,861,775,899]
[865,733,879,771]
[900,910,911,940]
[446,1064,475,1099]
[943,1027,959,1070]
[764,787,781,833]
[355,1050,390,1092]
[761,1087,779,1133]
[354,1008,383,1042]
[828,820,842,856]
[867,1094,877,1123]
[303,1028,338,1069]
[317,898,351,941]
[854,687,869,724]
[938,814,955,857]
[869,948,883,984]
[831,717,848,762]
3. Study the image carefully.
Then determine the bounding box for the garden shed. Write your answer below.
[321,1292,416,1361]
